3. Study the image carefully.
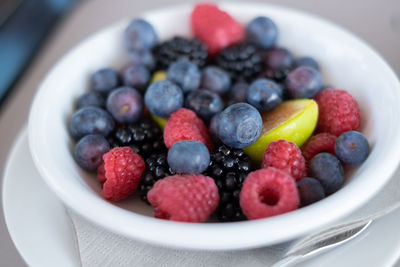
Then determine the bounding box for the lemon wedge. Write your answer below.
[244,99,318,162]
[152,114,167,129]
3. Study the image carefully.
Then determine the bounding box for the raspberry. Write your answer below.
[99,147,145,201]
[164,108,213,151]
[97,163,106,183]
[191,4,244,55]
[261,140,307,181]
[315,89,361,136]
[302,133,337,162]
[240,167,299,220]
[147,174,219,222]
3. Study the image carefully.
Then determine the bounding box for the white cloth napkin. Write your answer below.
[68,166,400,267]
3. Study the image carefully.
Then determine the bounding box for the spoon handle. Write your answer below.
[270,255,301,267]
[271,220,371,267]
[271,201,400,266]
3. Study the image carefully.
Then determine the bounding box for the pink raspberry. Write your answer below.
[302,133,337,162]
[191,4,244,55]
[97,163,106,183]
[164,108,213,151]
[262,140,307,181]
[147,174,219,222]
[240,167,299,220]
[315,89,361,136]
[99,147,145,201]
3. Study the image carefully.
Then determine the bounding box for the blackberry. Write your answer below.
[204,145,251,222]
[261,68,292,84]
[259,68,293,100]
[153,36,208,69]
[138,153,174,203]
[214,43,262,82]
[260,47,294,85]
[107,119,166,157]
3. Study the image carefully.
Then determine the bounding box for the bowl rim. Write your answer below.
[28,1,400,250]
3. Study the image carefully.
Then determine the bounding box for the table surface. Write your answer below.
[1,0,399,266]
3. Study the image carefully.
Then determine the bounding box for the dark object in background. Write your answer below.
[0,0,78,107]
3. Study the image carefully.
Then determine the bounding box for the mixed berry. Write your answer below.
[153,36,208,69]
[107,119,166,156]
[68,3,370,223]
[204,145,250,221]
[214,43,263,82]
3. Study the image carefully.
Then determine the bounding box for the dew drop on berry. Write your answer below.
[237,161,250,172]
[154,166,165,178]
[213,152,224,162]
[133,130,146,142]
[232,149,244,157]
[223,157,235,170]
[210,165,224,178]
[218,145,231,156]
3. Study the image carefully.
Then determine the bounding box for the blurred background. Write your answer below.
[0,0,399,265]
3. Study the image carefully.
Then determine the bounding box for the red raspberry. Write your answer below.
[315,89,361,136]
[191,3,244,55]
[147,174,219,222]
[97,163,106,183]
[164,108,213,151]
[99,147,145,201]
[302,133,337,162]
[240,167,299,220]
[261,140,307,181]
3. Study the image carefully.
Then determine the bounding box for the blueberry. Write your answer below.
[122,64,150,93]
[130,49,155,70]
[74,134,110,171]
[185,89,223,122]
[124,19,158,51]
[227,82,249,105]
[264,47,294,70]
[296,177,326,206]
[308,153,344,195]
[90,68,119,94]
[246,16,278,49]
[209,113,221,143]
[69,107,115,140]
[201,66,231,95]
[106,86,143,123]
[217,103,262,148]
[295,56,320,71]
[166,59,201,94]
[167,141,210,174]
[246,78,282,112]
[76,91,105,109]
[335,131,369,165]
[144,80,183,118]
[285,66,322,98]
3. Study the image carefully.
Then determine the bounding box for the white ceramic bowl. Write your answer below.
[28,2,400,250]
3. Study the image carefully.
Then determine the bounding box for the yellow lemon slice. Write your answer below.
[244,99,318,162]
[152,114,167,129]
[151,71,166,83]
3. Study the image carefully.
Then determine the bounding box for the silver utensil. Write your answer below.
[272,201,400,267]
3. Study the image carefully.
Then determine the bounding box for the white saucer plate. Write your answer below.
[3,129,400,266]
